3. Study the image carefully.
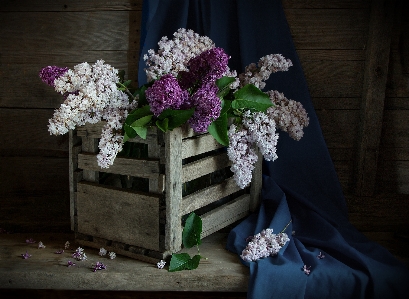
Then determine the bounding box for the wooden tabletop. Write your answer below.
[0,232,249,292]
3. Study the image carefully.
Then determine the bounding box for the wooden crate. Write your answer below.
[69,122,262,263]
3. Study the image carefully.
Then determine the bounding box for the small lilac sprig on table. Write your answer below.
[92,261,107,272]
[26,238,36,244]
[240,228,290,262]
[21,251,32,259]
[72,247,87,261]
[37,241,46,249]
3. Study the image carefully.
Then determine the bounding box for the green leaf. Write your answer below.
[130,114,153,127]
[208,113,229,146]
[158,108,195,131]
[232,84,273,112]
[216,76,236,98]
[156,118,169,132]
[186,255,201,270]
[168,253,191,272]
[123,123,137,140]
[133,126,148,139]
[125,105,153,125]
[123,131,130,143]
[182,212,202,248]
[123,80,132,87]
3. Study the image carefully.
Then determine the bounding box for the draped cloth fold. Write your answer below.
[138,0,409,298]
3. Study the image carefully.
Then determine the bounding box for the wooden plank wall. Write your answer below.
[0,0,408,233]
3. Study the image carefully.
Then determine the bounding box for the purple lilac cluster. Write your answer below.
[39,66,69,87]
[92,261,107,272]
[187,83,221,133]
[145,47,227,133]
[145,74,189,116]
[240,228,290,262]
[72,247,87,261]
[266,90,309,141]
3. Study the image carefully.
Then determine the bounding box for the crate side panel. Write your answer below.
[182,134,224,159]
[76,181,160,251]
[181,177,241,215]
[201,194,250,239]
[78,153,160,178]
[182,152,231,183]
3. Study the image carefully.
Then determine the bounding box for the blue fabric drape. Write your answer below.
[138,1,409,298]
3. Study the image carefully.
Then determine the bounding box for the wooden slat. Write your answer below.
[182,152,231,183]
[302,60,364,98]
[164,128,183,252]
[250,150,263,212]
[201,194,250,239]
[182,134,225,159]
[76,123,159,145]
[181,178,241,216]
[285,9,370,49]
[76,181,160,251]
[355,0,396,196]
[0,109,68,151]
[69,130,82,230]
[0,12,138,51]
[282,0,371,9]
[81,138,99,182]
[78,153,160,179]
[0,0,143,11]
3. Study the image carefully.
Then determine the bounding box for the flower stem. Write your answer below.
[280,219,292,233]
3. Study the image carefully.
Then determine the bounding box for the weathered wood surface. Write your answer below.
[181,178,241,216]
[165,128,183,252]
[77,181,160,251]
[201,195,251,239]
[355,0,396,196]
[0,0,408,238]
[0,232,249,292]
[182,152,231,183]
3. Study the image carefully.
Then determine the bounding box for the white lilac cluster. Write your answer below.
[238,54,293,90]
[242,111,279,162]
[143,28,239,87]
[227,124,259,189]
[266,90,309,141]
[47,60,138,168]
[157,259,166,269]
[144,28,215,82]
[228,111,279,189]
[240,228,290,262]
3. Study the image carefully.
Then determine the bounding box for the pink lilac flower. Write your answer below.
[55,249,64,254]
[26,238,36,244]
[92,261,107,272]
[157,260,166,269]
[67,260,76,267]
[266,90,309,141]
[242,111,279,161]
[238,54,293,90]
[227,124,258,189]
[302,265,311,275]
[37,241,46,249]
[240,228,290,262]
[187,83,221,133]
[108,252,116,260]
[72,247,87,261]
[145,74,188,116]
[317,252,325,259]
[64,241,70,249]
[21,251,32,259]
[39,66,69,87]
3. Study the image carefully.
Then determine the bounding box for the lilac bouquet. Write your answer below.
[40,28,309,189]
